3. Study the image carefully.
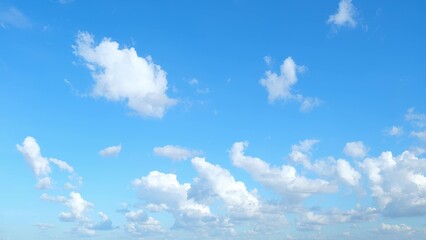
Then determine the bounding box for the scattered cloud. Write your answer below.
[411,130,426,142]
[296,211,328,231]
[153,145,201,161]
[380,223,413,234]
[260,57,321,112]
[230,141,336,203]
[190,157,261,218]
[34,223,54,229]
[188,78,199,85]
[132,171,213,228]
[99,144,122,157]
[336,159,361,186]
[263,55,272,66]
[360,150,426,217]
[386,126,404,136]
[327,0,357,28]
[405,108,426,128]
[0,7,31,29]
[17,136,77,189]
[49,158,74,173]
[343,141,368,158]
[289,139,319,168]
[73,32,176,118]
[90,212,114,230]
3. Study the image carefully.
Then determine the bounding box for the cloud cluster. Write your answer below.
[260,57,321,112]
[18,136,113,236]
[73,32,176,118]
[361,150,426,217]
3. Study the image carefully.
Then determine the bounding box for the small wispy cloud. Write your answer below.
[0,7,31,29]
[99,144,122,158]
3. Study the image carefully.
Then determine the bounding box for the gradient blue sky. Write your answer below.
[1,0,426,239]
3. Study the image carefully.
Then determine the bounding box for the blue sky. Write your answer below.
[1,0,426,239]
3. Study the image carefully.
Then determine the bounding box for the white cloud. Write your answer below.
[0,7,30,29]
[17,136,77,189]
[132,171,212,221]
[73,32,176,118]
[99,144,122,157]
[386,126,404,136]
[336,159,361,186]
[343,141,368,158]
[125,217,164,235]
[188,78,199,85]
[380,223,413,233]
[288,139,319,168]
[190,157,261,218]
[327,0,357,28]
[17,137,51,178]
[34,223,54,229]
[411,131,426,142]
[49,158,74,173]
[59,192,93,222]
[296,212,328,231]
[153,145,201,161]
[263,55,272,66]
[405,108,426,128]
[361,150,426,217]
[36,177,52,189]
[230,142,336,202]
[260,57,320,112]
[90,212,113,230]
[125,209,148,222]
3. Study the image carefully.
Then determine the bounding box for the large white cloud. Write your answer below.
[229,142,337,202]
[153,145,201,161]
[361,150,426,217]
[73,32,176,118]
[190,157,261,218]
[259,57,321,112]
[327,0,357,28]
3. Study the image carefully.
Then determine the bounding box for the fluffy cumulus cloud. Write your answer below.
[336,159,361,186]
[230,141,336,202]
[73,32,176,118]
[153,145,201,161]
[132,171,213,229]
[327,0,357,28]
[344,141,368,158]
[259,57,321,112]
[99,144,122,157]
[190,157,261,218]
[361,150,426,217]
